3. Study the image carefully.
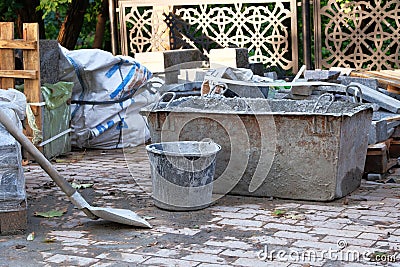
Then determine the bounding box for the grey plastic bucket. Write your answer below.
[146,141,221,211]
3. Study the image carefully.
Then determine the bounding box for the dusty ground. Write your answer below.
[0,146,399,266]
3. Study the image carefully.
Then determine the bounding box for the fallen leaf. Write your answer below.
[272,209,287,217]
[15,244,26,249]
[21,160,30,166]
[42,237,57,243]
[71,182,93,189]
[147,241,158,247]
[26,232,35,241]
[143,216,155,220]
[34,208,67,218]
[55,159,67,163]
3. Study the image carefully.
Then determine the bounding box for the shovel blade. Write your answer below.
[89,207,152,228]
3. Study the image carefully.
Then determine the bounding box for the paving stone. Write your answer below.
[143,257,198,266]
[274,231,320,241]
[95,252,150,263]
[264,223,311,232]
[156,226,201,236]
[185,246,224,255]
[205,240,253,250]
[253,215,298,224]
[321,236,376,247]
[298,204,344,212]
[212,211,256,219]
[249,235,289,246]
[220,249,258,259]
[343,224,394,234]
[217,218,263,228]
[309,227,361,238]
[45,254,99,265]
[232,258,290,267]
[181,253,229,264]
[209,206,241,212]
[291,240,338,250]
[232,226,264,231]
[198,264,232,267]
[238,208,267,214]
[358,232,385,240]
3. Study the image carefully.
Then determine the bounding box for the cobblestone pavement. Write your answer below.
[1,146,400,266]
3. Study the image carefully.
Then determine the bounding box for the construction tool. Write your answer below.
[0,111,151,228]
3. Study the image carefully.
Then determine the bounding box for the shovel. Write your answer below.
[0,111,151,228]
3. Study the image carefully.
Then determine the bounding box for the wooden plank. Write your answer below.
[22,23,42,139]
[0,70,37,79]
[370,70,400,79]
[0,40,37,50]
[0,22,15,89]
[350,72,400,89]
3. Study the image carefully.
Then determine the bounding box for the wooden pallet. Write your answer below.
[365,141,398,174]
[0,22,41,145]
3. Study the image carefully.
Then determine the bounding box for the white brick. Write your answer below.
[254,215,298,224]
[235,204,262,209]
[238,208,266,214]
[220,249,258,258]
[264,223,311,232]
[232,258,289,267]
[212,211,256,219]
[205,240,252,250]
[217,218,263,228]
[140,248,179,257]
[358,232,384,240]
[321,236,375,247]
[309,227,361,238]
[249,235,289,246]
[143,257,198,267]
[156,226,201,236]
[291,240,340,250]
[46,254,99,265]
[233,226,263,231]
[96,252,150,263]
[49,230,88,239]
[181,253,228,264]
[209,206,241,212]
[274,231,319,241]
[343,225,393,234]
[198,264,232,267]
[298,204,344,212]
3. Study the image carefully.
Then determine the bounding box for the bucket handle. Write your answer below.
[312,93,334,113]
[345,85,363,104]
[154,92,176,109]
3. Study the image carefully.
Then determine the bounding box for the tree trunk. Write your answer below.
[93,0,109,49]
[58,0,89,50]
[15,0,45,39]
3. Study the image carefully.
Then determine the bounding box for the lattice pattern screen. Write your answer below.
[314,0,400,70]
[118,1,298,72]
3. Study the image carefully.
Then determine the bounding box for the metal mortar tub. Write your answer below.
[141,96,373,201]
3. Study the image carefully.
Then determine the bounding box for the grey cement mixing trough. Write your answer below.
[141,96,373,201]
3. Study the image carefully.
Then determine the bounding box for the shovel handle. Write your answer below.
[0,111,76,197]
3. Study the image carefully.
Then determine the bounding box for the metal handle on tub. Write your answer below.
[312,93,335,113]
[154,92,177,109]
[345,85,363,104]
